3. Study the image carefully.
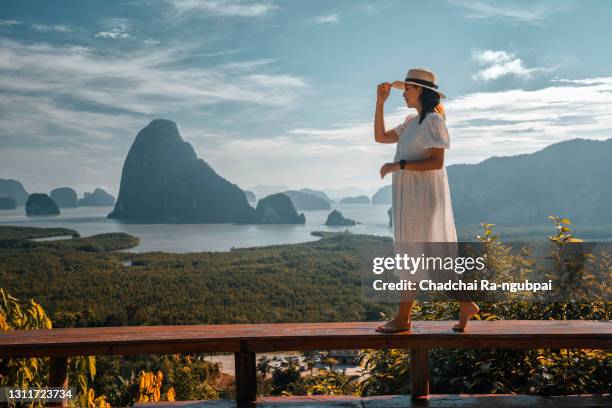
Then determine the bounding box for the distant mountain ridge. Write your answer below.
[372,137,612,225]
[284,190,331,211]
[340,195,370,204]
[371,185,391,205]
[50,187,78,208]
[5,135,611,226]
[249,184,289,198]
[0,178,29,205]
[322,187,370,202]
[448,137,612,225]
[79,188,115,206]
[299,188,334,204]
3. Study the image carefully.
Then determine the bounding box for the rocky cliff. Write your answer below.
[26,193,60,215]
[50,187,78,208]
[108,119,255,222]
[254,193,305,224]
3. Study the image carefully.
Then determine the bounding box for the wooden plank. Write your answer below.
[2,320,610,344]
[1,321,610,359]
[242,335,609,352]
[8,320,612,341]
[410,349,429,399]
[0,340,243,358]
[47,356,68,407]
[132,394,599,407]
[549,394,612,407]
[234,349,256,405]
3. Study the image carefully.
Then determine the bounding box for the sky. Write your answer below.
[1,0,612,197]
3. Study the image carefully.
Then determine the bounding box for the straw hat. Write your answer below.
[390,67,446,98]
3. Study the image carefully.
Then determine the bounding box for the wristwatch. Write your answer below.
[399,159,406,170]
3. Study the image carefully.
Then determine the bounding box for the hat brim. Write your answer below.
[390,80,446,99]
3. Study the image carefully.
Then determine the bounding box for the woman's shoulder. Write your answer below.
[421,112,448,132]
[425,111,446,123]
[403,113,418,122]
[419,111,450,148]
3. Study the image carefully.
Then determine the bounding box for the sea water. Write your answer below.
[0,204,393,253]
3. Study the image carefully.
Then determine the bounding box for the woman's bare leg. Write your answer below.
[453,301,479,331]
[376,291,415,333]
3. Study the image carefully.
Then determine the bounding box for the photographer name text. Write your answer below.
[372,279,553,293]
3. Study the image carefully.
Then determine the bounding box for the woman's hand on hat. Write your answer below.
[377,82,391,104]
[380,161,400,179]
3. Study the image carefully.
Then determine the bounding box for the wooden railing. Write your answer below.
[1,320,611,406]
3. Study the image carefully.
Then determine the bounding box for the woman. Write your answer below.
[373,68,479,333]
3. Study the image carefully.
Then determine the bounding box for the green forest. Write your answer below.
[0,227,392,326]
[1,220,610,406]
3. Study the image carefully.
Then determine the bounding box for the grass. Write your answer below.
[0,225,80,239]
[0,226,139,252]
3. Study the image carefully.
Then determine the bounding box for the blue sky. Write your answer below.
[1,0,612,197]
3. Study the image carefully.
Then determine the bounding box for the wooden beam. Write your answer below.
[411,348,429,400]
[234,348,256,406]
[47,356,68,407]
[0,321,610,359]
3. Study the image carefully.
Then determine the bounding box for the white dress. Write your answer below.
[391,112,457,280]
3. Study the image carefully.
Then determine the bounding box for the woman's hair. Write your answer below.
[417,86,446,124]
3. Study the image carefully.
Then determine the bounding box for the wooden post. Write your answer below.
[47,356,68,407]
[411,348,429,400]
[234,349,256,406]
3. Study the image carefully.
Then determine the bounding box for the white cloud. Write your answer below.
[220,58,274,70]
[95,17,132,39]
[245,73,308,88]
[32,24,75,32]
[0,36,311,193]
[0,19,21,26]
[162,0,278,17]
[551,77,608,85]
[471,49,552,81]
[0,37,309,139]
[356,4,377,15]
[312,13,339,24]
[95,31,131,39]
[206,131,391,191]
[289,122,372,142]
[449,0,575,25]
[65,45,95,53]
[280,77,612,175]
[443,77,612,161]
[191,49,244,57]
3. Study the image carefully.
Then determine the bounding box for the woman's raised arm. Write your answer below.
[374,82,399,144]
